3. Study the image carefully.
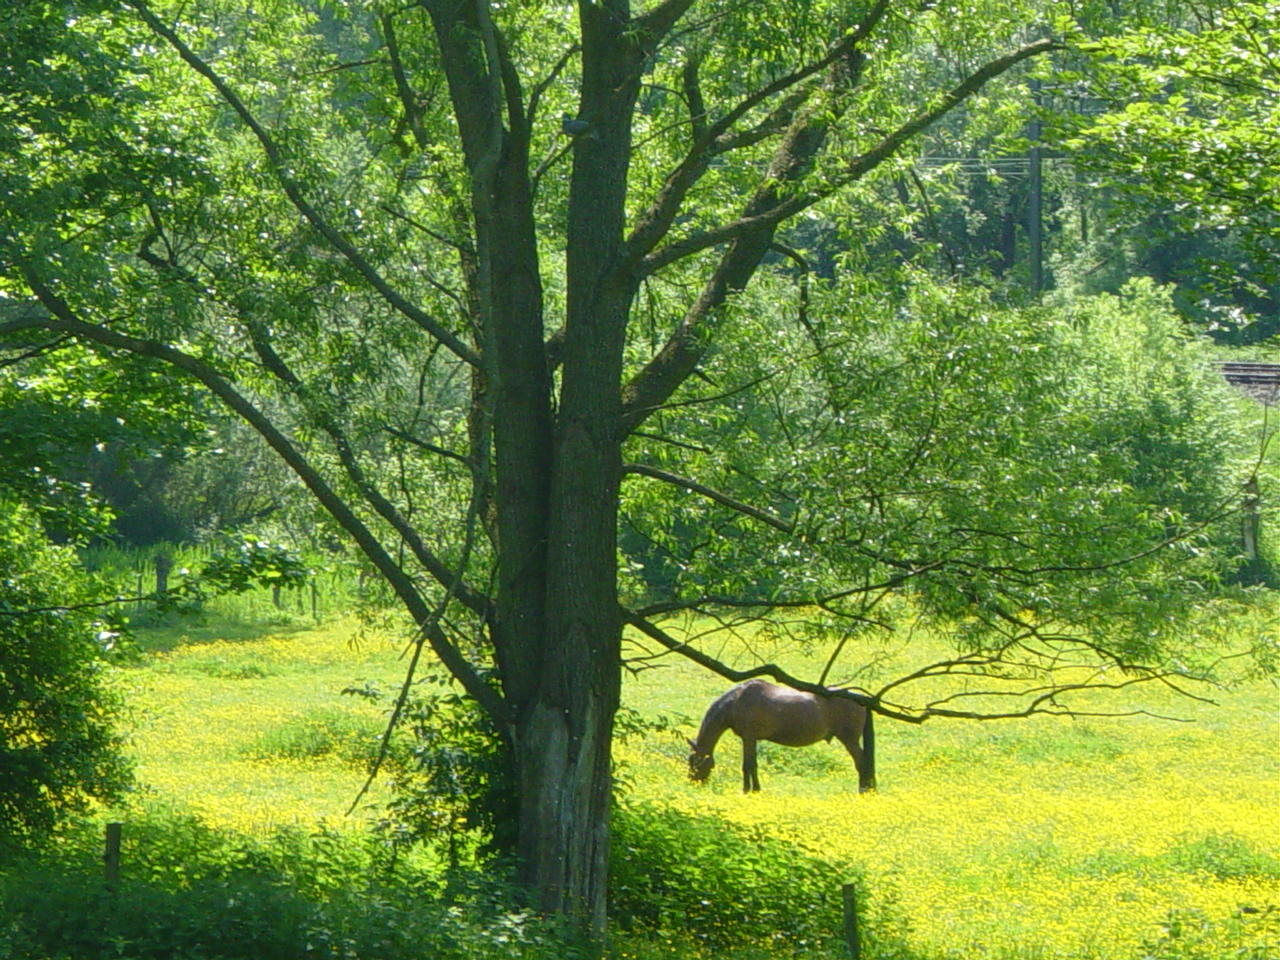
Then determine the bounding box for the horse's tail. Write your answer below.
[862,706,877,791]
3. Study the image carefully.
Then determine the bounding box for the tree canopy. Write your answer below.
[1054,1,1280,338]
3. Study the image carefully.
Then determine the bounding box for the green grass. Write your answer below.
[7,608,1279,959]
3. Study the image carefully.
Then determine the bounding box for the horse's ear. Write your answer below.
[686,737,697,750]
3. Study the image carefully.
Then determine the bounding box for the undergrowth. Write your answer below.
[0,812,580,960]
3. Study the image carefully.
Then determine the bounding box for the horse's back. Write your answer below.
[730,680,831,746]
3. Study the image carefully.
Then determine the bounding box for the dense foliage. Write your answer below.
[609,800,861,952]
[0,504,131,845]
[0,813,578,960]
[0,803,884,959]
[1056,2,1280,340]
[622,276,1249,700]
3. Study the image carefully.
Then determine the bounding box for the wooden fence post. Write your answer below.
[1243,476,1261,560]
[842,882,861,960]
[154,551,173,596]
[104,822,123,890]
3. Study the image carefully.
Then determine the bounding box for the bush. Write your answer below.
[609,800,861,952]
[0,502,131,847]
[377,674,518,868]
[0,813,572,960]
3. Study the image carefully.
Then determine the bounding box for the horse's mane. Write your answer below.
[693,683,743,750]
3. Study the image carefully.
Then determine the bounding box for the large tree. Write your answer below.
[0,0,1253,938]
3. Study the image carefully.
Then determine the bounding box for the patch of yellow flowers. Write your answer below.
[114,621,402,833]
[621,732,1279,959]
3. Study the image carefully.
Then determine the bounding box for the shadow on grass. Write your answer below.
[0,813,577,960]
[130,614,316,654]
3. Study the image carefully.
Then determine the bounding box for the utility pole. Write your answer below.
[1028,76,1044,298]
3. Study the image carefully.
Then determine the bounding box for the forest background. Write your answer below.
[0,0,1277,957]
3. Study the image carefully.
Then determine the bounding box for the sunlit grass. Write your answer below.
[107,607,1279,958]
[111,617,409,831]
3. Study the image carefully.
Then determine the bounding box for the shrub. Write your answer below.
[609,800,861,952]
[377,674,518,868]
[0,502,132,847]
[0,813,572,960]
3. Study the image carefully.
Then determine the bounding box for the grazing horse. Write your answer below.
[687,679,876,793]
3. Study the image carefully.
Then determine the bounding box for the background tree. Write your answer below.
[1050,0,1280,341]
[0,0,1259,939]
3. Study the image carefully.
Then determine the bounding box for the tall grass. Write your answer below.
[81,541,367,625]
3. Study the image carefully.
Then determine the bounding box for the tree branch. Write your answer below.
[622,608,1215,725]
[381,12,429,151]
[632,0,701,48]
[385,425,471,468]
[625,0,890,269]
[16,266,507,726]
[833,37,1061,189]
[124,0,481,368]
[623,608,878,707]
[622,461,794,532]
[620,36,1059,435]
[632,561,944,618]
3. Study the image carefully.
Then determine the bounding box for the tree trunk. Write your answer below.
[505,2,642,935]
[515,317,627,931]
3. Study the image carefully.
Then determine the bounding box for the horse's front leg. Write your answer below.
[837,732,874,793]
[741,738,760,792]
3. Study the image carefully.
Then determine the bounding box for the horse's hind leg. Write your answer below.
[741,738,761,792]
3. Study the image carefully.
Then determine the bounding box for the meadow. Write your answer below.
[9,605,1279,959]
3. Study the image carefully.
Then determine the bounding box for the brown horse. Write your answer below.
[687,679,876,793]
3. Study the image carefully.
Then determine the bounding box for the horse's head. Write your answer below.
[687,739,714,783]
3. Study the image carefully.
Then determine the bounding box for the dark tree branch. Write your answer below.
[349,448,494,813]
[624,0,890,268]
[642,37,1059,278]
[632,561,944,619]
[622,461,794,532]
[769,241,819,346]
[620,36,1060,436]
[380,12,429,151]
[385,425,471,468]
[528,42,581,129]
[242,320,491,618]
[682,49,707,140]
[622,608,1215,725]
[833,38,1061,189]
[623,608,879,706]
[632,0,701,47]
[492,20,528,135]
